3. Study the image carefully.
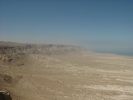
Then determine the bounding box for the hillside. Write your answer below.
[0,41,133,100]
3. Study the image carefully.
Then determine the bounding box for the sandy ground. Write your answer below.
[0,52,133,100]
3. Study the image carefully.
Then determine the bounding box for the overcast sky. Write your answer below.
[0,0,133,55]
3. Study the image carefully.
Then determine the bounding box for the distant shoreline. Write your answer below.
[92,51,133,57]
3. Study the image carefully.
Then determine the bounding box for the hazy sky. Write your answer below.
[0,0,133,55]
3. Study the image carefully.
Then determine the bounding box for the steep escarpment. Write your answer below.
[0,41,82,63]
[0,41,83,100]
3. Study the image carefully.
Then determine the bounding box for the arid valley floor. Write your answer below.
[0,42,133,100]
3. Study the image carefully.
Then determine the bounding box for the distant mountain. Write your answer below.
[0,41,83,63]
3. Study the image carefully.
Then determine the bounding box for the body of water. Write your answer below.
[92,50,133,56]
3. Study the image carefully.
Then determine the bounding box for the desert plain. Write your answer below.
[0,41,133,100]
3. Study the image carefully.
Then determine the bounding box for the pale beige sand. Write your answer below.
[0,43,133,100]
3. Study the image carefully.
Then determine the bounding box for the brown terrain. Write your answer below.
[0,41,133,100]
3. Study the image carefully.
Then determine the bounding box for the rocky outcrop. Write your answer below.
[0,41,82,63]
[0,91,12,100]
[0,55,13,62]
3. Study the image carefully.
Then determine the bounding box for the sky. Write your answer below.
[0,0,133,55]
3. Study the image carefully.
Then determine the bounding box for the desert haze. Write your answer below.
[0,41,133,100]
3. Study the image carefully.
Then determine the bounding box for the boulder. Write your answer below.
[0,91,12,100]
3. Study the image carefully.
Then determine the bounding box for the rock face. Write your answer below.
[0,41,82,63]
[0,91,12,100]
